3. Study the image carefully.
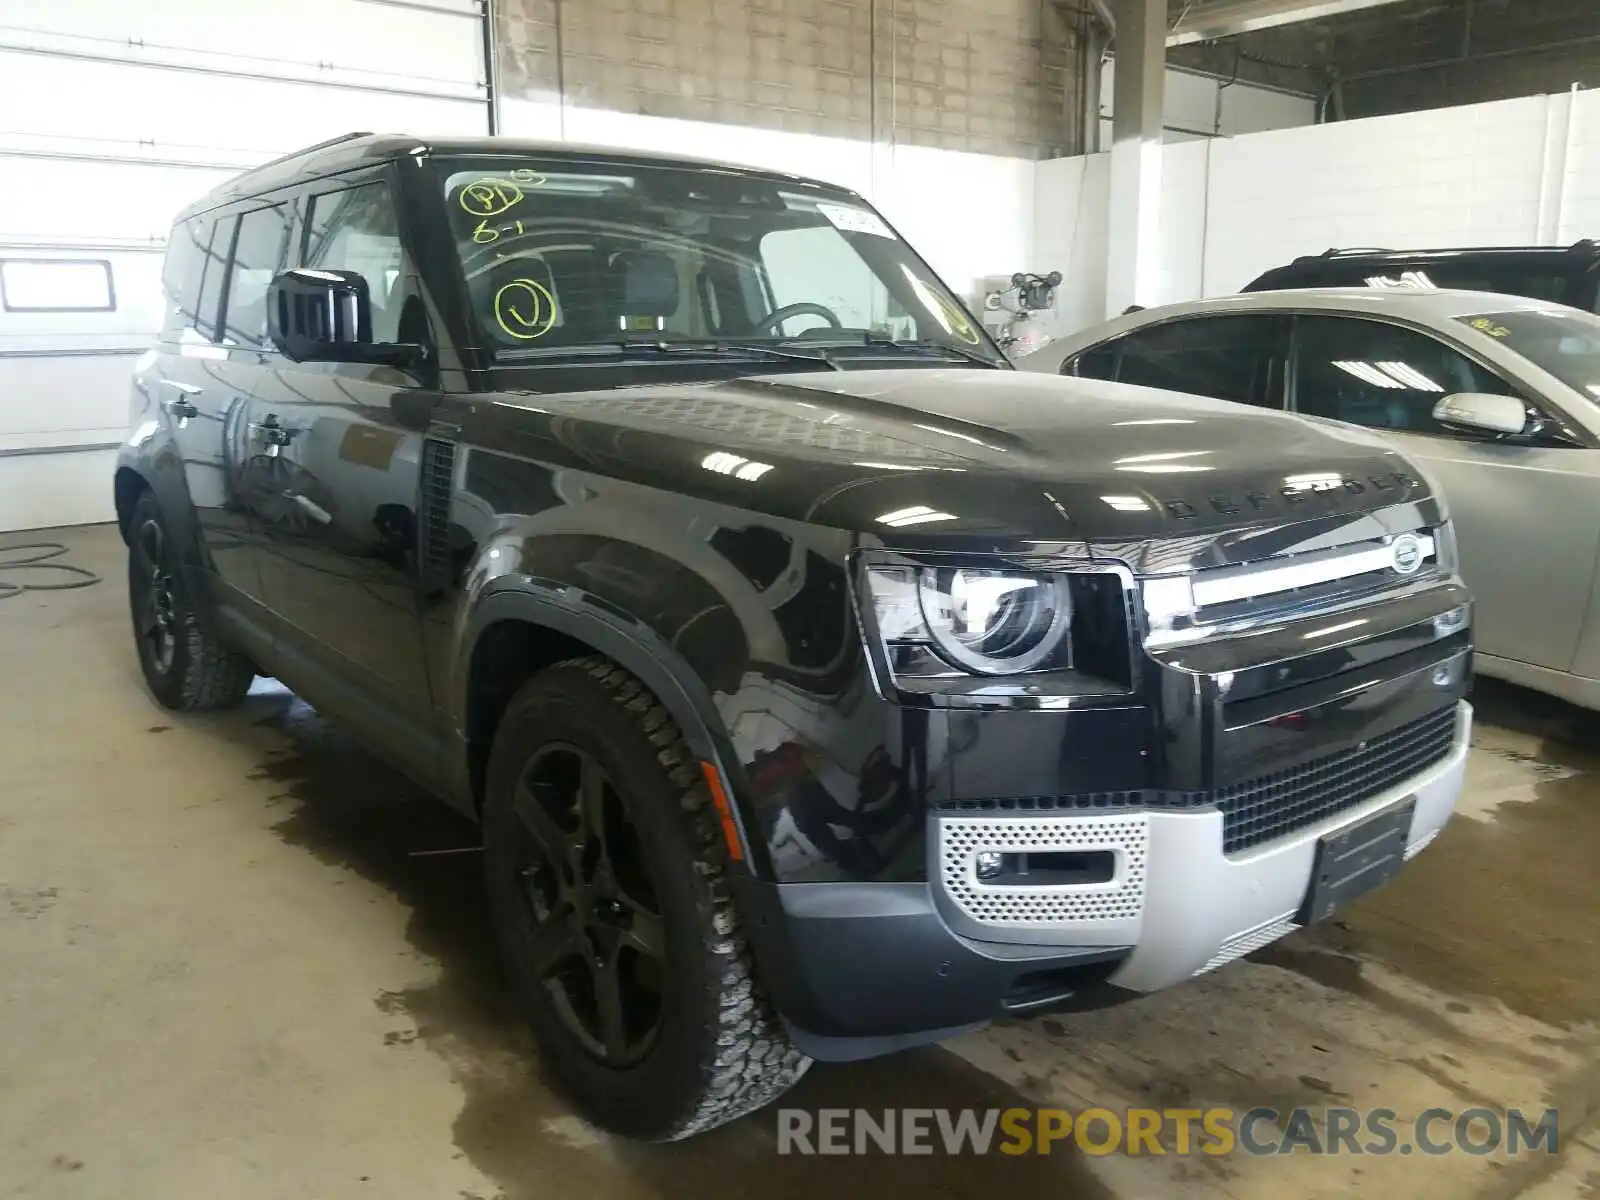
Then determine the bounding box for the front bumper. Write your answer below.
[751,700,1469,1061]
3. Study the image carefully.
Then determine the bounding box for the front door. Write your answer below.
[245,176,441,781]
[1290,314,1600,674]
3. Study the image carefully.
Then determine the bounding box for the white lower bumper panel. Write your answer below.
[1107,700,1471,993]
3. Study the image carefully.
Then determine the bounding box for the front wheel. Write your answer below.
[483,657,809,1140]
[126,491,254,710]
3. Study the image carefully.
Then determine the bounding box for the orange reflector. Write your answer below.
[700,760,744,862]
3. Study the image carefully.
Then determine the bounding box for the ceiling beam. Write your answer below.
[1166,0,1413,45]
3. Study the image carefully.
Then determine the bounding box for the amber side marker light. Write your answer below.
[700,760,745,862]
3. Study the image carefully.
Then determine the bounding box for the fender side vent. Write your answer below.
[420,437,456,588]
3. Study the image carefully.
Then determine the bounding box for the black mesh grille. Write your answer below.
[939,791,1209,813]
[1218,706,1458,853]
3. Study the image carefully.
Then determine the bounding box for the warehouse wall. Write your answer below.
[1034,86,1600,336]
[0,0,489,532]
[1097,60,1316,145]
[493,0,1087,301]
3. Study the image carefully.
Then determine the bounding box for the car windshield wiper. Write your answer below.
[495,338,841,369]
[789,333,1004,367]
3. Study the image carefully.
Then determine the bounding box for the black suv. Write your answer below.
[1245,241,1600,311]
[117,133,1474,1140]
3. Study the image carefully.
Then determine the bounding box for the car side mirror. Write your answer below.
[268,268,421,369]
[1432,392,1529,437]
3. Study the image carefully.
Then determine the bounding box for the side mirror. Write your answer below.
[268,268,420,368]
[1432,392,1529,437]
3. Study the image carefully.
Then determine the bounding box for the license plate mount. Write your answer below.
[1296,798,1416,926]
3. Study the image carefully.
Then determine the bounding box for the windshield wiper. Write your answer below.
[495,338,841,369]
[786,333,1004,367]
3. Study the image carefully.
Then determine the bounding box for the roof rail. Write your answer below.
[248,131,377,175]
[1321,247,1394,256]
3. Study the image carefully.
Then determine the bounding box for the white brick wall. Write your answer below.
[1035,89,1597,335]
[1203,96,1553,293]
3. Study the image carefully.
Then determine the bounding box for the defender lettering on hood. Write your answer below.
[1164,470,1424,521]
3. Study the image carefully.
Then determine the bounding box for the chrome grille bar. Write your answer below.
[1191,533,1435,609]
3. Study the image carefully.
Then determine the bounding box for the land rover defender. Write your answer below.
[116,133,1473,1141]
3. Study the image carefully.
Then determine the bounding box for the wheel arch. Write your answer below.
[457,580,770,878]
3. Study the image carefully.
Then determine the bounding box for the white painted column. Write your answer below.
[1105,0,1166,317]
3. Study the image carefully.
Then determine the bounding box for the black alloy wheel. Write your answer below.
[507,742,667,1066]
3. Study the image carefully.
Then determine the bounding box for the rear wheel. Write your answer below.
[126,491,254,710]
[483,657,809,1140]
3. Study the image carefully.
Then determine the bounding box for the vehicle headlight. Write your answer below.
[857,552,1135,699]
[918,568,1073,675]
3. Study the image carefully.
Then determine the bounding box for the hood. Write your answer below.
[475,367,1433,547]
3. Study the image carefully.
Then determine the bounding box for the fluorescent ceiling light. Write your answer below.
[876,505,958,527]
[702,452,773,481]
[1115,450,1210,464]
[914,423,995,448]
[1377,361,1444,391]
[1101,494,1151,511]
[1333,360,1404,389]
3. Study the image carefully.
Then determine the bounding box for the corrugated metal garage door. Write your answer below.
[0,0,490,532]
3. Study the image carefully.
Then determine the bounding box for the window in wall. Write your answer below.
[1293,315,1520,435]
[222,205,292,348]
[0,259,114,312]
[1103,315,1287,407]
[303,182,408,343]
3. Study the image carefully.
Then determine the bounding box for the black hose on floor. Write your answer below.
[0,542,103,600]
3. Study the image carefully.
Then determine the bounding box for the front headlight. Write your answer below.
[858,552,1135,699]
[919,567,1074,675]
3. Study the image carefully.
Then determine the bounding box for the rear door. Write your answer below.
[1071,314,1291,410]
[158,209,269,621]
[1289,313,1600,674]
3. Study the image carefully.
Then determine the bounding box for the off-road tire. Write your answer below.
[483,656,810,1140]
[127,490,255,711]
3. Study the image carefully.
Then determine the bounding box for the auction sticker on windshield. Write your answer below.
[817,202,895,239]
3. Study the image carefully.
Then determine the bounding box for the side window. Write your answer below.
[1293,316,1520,436]
[302,182,407,343]
[161,217,210,337]
[1110,315,1286,407]
[222,205,292,348]
[194,217,232,342]
[1071,344,1120,380]
[759,226,898,335]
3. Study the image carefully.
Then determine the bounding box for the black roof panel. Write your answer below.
[174,132,859,223]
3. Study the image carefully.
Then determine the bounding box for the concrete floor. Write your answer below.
[1,523,1596,1199]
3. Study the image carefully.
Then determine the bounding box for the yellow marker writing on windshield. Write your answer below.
[494,277,558,340]
[936,294,983,345]
[510,167,546,186]
[461,178,523,217]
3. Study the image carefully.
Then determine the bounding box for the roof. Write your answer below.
[175,131,857,223]
[1293,242,1598,263]
[1016,287,1575,371]
[1116,287,1573,322]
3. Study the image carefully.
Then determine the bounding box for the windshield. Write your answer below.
[432,157,1004,366]
[1454,309,1600,400]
